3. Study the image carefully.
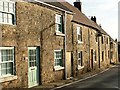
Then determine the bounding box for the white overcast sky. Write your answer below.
[66,0,119,40]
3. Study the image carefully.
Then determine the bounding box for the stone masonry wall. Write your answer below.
[1,1,71,88]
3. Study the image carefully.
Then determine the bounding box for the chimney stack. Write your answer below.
[91,16,97,23]
[74,0,82,12]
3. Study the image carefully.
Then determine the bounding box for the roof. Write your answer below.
[38,0,72,12]
[46,1,100,30]
[39,0,114,39]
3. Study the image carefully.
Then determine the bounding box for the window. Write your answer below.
[0,47,14,77]
[110,51,113,60]
[54,50,63,67]
[106,37,108,44]
[28,49,36,67]
[77,27,82,42]
[94,51,97,61]
[95,33,98,42]
[0,0,15,25]
[111,42,113,48]
[78,51,83,66]
[108,51,109,59]
[101,36,104,44]
[102,51,104,61]
[55,14,63,33]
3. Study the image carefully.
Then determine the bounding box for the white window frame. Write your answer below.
[54,50,64,71]
[78,51,84,70]
[55,14,63,33]
[0,47,15,78]
[77,26,83,43]
[0,0,15,25]
[78,51,83,67]
[94,50,97,63]
[28,47,37,68]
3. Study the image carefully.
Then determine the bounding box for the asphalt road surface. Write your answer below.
[54,65,120,90]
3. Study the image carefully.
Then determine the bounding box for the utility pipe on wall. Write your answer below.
[64,11,67,79]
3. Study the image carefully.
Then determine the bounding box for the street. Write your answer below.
[53,65,120,90]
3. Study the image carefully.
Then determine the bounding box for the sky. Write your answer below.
[66,0,119,40]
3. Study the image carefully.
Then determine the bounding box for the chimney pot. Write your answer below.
[74,0,82,12]
[91,16,97,23]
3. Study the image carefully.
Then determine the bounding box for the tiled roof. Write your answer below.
[39,0,72,12]
[40,0,112,37]
[46,1,100,30]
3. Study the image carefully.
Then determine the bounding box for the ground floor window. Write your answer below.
[0,47,14,77]
[78,51,83,66]
[54,50,63,67]
[102,51,104,61]
[94,50,97,61]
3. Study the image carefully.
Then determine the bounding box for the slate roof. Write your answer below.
[39,0,72,12]
[39,0,112,38]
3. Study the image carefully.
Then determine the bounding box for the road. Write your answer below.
[54,65,120,90]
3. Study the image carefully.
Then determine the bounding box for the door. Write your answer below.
[66,52,72,79]
[91,49,93,69]
[28,47,39,88]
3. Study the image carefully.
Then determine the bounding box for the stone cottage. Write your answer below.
[0,0,73,88]
[0,0,118,89]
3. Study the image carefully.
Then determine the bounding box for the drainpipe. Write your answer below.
[97,31,102,68]
[98,36,100,68]
[88,28,90,70]
[64,11,67,79]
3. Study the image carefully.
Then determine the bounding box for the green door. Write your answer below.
[28,47,39,88]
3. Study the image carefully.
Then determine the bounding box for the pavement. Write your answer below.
[34,64,118,90]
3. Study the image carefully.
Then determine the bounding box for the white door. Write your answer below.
[28,47,39,88]
[66,52,72,79]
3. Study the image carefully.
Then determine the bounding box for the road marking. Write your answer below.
[51,65,118,90]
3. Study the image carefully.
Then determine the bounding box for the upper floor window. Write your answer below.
[101,36,104,44]
[0,47,15,77]
[77,26,82,43]
[0,0,15,25]
[55,14,63,33]
[106,37,108,44]
[95,35,98,42]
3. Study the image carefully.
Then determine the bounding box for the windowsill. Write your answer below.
[0,23,16,26]
[94,61,97,63]
[0,75,17,83]
[78,65,84,70]
[78,41,83,44]
[55,32,65,37]
[54,66,64,71]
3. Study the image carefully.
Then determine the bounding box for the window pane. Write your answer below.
[4,2,8,12]
[9,3,14,13]
[3,13,8,23]
[8,14,12,24]
[0,1,3,11]
[59,24,62,32]
[7,62,13,74]
[1,69,7,75]
[0,12,2,23]
[1,63,6,69]
[56,15,60,24]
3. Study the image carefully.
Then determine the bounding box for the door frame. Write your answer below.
[28,47,40,88]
